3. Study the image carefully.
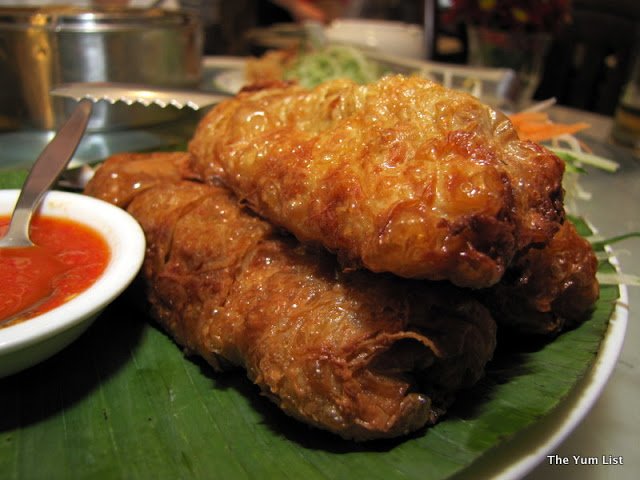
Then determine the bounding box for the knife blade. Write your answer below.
[51,82,231,110]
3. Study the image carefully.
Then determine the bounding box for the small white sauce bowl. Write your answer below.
[0,189,145,377]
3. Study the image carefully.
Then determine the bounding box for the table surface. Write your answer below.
[0,82,638,480]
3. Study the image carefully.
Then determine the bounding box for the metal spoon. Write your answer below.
[0,99,93,248]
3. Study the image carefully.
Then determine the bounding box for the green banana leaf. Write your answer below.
[0,170,619,480]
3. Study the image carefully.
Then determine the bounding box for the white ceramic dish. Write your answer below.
[324,19,426,59]
[0,189,145,377]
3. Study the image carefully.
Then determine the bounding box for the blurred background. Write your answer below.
[166,1,634,117]
[1,1,639,120]
[144,0,640,118]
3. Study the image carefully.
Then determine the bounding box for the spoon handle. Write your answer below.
[1,99,93,247]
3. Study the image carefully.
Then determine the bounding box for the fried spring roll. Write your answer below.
[86,153,497,441]
[84,151,195,207]
[482,221,600,336]
[189,75,565,288]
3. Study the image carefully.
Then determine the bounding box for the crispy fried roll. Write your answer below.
[189,75,565,288]
[84,151,195,207]
[482,221,600,336]
[86,153,497,441]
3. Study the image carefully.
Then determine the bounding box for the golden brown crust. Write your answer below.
[482,221,600,335]
[83,151,195,208]
[86,153,497,441]
[189,75,565,288]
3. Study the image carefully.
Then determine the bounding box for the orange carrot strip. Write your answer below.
[508,111,549,125]
[508,113,591,141]
[520,123,590,142]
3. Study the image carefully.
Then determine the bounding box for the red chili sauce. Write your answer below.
[0,215,110,328]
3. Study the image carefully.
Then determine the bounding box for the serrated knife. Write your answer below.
[50,82,231,110]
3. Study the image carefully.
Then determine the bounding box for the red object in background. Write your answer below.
[0,215,110,327]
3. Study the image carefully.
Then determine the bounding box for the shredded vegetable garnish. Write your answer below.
[550,148,620,173]
[283,45,383,88]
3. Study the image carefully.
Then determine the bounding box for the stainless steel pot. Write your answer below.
[0,7,203,131]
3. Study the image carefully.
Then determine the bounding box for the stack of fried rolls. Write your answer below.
[85,75,599,440]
